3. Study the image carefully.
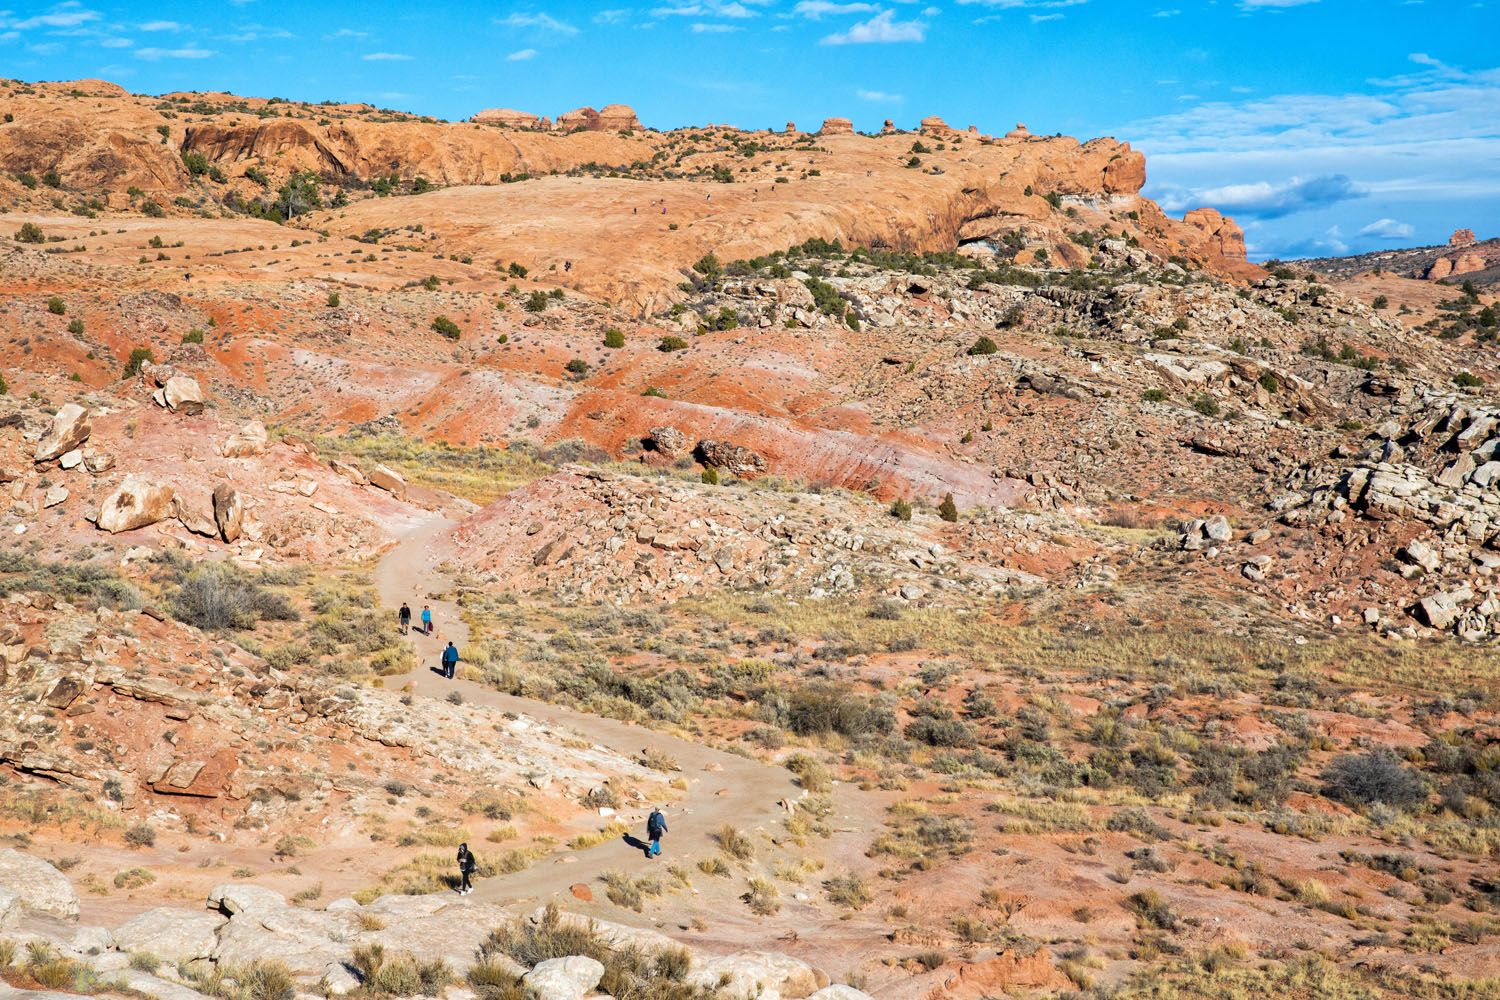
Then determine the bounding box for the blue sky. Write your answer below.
[3,0,1497,259]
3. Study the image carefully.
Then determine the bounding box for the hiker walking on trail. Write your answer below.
[398,603,411,635]
[441,641,460,680]
[456,842,476,895]
[420,604,433,636]
[646,806,667,860]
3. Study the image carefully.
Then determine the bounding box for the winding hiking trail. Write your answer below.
[373,511,804,912]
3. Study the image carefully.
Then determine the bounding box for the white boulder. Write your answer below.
[0,848,80,921]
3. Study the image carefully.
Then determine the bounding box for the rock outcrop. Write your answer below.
[1451,227,1477,246]
[556,104,641,131]
[818,117,853,136]
[0,848,80,921]
[368,464,408,499]
[213,484,244,542]
[222,420,269,457]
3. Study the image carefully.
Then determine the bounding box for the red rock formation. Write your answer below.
[785,121,797,134]
[879,119,897,135]
[818,117,853,136]
[1184,207,1249,265]
[920,115,959,137]
[472,108,542,128]
[557,104,641,131]
[1450,228,1477,246]
[938,950,1073,996]
[1006,123,1031,139]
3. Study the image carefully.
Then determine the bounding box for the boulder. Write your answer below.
[82,448,114,473]
[175,497,219,538]
[43,485,68,508]
[1415,587,1474,631]
[221,421,269,458]
[112,907,225,963]
[522,956,605,1000]
[34,403,91,462]
[697,440,767,477]
[1203,514,1233,543]
[648,426,691,458]
[213,485,243,543]
[1400,539,1442,573]
[368,464,408,500]
[687,952,827,999]
[330,459,368,485]
[59,449,83,470]
[818,117,853,136]
[98,476,175,533]
[808,989,876,1000]
[939,949,1073,996]
[207,883,286,917]
[162,376,204,415]
[0,848,80,921]
[43,674,87,709]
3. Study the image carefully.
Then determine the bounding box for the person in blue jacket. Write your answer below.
[646,806,667,859]
[420,605,433,635]
[441,642,459,680]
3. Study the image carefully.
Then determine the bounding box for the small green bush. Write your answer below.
[15,222,45,243]
[890,498,912,521]
[123,347,155,378]
[1192,393,1221,417]
[181,328,205,345]
[602,327,625,348]
[1142,388,1167,403]
[46,296,65,315]
[701,467,719,485]
[967,336,998,356]
[67,318,84,335]
[1454,371,1483,388]
[658,336,688,352]
[564,358,589,375]
[431,315,461,340]
[327,291,341,307]
[938,493,959,522]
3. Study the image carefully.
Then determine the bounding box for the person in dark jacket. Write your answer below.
[456,842,476,895]
[646,806,667,859]
[398,603,411,635]
[441,642,460,679]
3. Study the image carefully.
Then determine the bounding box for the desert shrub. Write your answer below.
[182,327,205,344]
[658,335,688,352]
[967,336,998,356]
[904,714,976,748]
[603,327,625,348]
[785,753,831,793]
[46,296,65,315]
[1454,371,1483,388]
[742,876,780,915]
[1192,393,1221,417]
[1125,889,1178,930]
[523,291,549,312]
[938,493,959,522]
[113,867,155,889]
[1321,749,1427,810]
[564,358,589,375]
[771,682,895,739]
[1142,388,1167,403]
[431,315,461,340]
[124,822,156,848]
[890,497,912,521]
[123,346,155,378]
[700,466,720,485]
[823,872,872,908]
[168,562,299,632]
[327,291,341,307]
[15,222,45,243]
[713,824,755,861]
[0,551,140,608]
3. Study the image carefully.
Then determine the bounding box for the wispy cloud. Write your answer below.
[1237,0,1318,8]
[1358,218,1415,240]
[10,5,101,30]
[793,0,878,17]
[820,9,926,43]
[506,47,537,59]
[691,21,742,31]
[1159,174,1365,219]
[857,88,903,101]
[495,11,579,33]
[653,2,759,17]
[134,45,214,59]
[362,51,413,60]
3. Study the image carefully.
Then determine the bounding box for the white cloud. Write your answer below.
[1237,0,1318,7]
[1358,218,1416,239]
[1030,12,1062,21]
[506,47,537,59]
[495,11,579,33]
[593,8,630,23]
[856,88,903,101]
[138,19,184,31]
[362,51,413,60]
[99,36,132,47]
[134,45,213,58]
[691,21,742,31]
[324,27,368,39]
[820,9,926,43]
[652,2,758,17]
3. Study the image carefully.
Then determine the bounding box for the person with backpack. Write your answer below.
[398,603,411,635]
[420,605,433,635]
[441,642,460,680]
[455,842,476,895]
[646,806,667,860]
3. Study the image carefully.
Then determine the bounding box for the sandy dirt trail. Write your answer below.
[372,512,804,910]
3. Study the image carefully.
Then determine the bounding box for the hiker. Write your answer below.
[398,602,411,635]
[420,604,433,635]
[646,806,667,860]
[456,842,476,895]
[441,641,460,679]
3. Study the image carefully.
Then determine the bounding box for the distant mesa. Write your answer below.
[557,104,642,132]
[471,108,546,129]
[1450,228,1477,247]
[818,117,854,136]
